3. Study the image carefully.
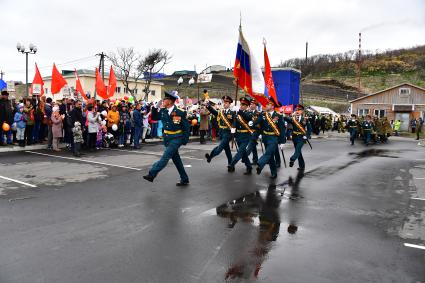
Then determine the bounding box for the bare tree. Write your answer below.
[108,47,144,100]
[139,49,171,101]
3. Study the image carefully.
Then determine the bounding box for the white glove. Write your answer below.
[258,135,262,139]
[303,135,307,140]
[279,144,285,150]
[230,128,236,134]
[248,121,253,127]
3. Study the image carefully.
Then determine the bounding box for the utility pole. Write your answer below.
[301,41,308,104]
[95,52,106,100]
[358,33,362,92]
[0,70,4,80]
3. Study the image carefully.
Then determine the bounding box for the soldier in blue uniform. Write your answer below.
[143,91,190,186]
[205,96,235,170]
[246,100,260,165]
[347,114,359,145]
[362,115,373,145]
[228,97,254,175]
[252,97,286,179]
[284,104,308,171]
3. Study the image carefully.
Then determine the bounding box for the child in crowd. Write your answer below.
[14,104,27,147]
[72,121,83,157]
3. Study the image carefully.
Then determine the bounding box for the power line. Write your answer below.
[8,55,98,73]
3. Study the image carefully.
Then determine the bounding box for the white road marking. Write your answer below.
[414,177,425,180]
[411,197,425,201]
[0,175,37,188]
[25,151,142,171]
[109,148,204,161]
[404,243,425,250]
[184,165,192,168]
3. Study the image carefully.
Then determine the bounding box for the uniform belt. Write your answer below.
[237,129,249,133]
[263,131,277,135]
[219,125,229,129]
[292,131,303,135]
[349,126,357,128]
[164,130,183,134]
[363,129,372,131]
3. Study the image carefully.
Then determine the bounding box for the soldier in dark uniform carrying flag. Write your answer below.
[143,91,190,186]
[284,104,309,171]
[228,97,254,175]
[204,95,235,170]
[252,97,286,179]
[246,99,260,165]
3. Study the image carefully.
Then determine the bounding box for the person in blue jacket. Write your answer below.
[143,91,190,186]
[132,103,143,149]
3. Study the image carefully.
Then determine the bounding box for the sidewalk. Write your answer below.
[0,136,201,153]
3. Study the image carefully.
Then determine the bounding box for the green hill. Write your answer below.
[280,45,425,93]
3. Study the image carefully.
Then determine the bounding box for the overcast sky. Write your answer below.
[1,0,425,82]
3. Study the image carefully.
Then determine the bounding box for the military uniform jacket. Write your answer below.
[234,109,253,139]
[206,104,235,132]
[252,111,286,144]
[151,105,190,144]
[347,119,359,130]
[284,115,307,137]
[362,121,373,131]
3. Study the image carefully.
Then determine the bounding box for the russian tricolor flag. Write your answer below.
[233,27,268,107]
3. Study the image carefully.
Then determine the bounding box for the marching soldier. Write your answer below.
[205,95,235,169]
[347,114,359,145]
[228,97,254,175]
[252,97,286,179]
[362,115,373,145]
[246,99,260,165]
[143,91,190,186]
[284,104,308,170]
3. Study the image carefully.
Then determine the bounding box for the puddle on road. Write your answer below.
[307,148,403,179]
[348,149,401,159]
[213,171,305,280]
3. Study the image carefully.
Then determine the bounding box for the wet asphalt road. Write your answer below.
[0,138,424,283]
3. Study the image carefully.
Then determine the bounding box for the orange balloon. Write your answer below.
[2,122,10,132]
[191,119,198,126]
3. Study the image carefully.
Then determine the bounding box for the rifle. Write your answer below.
[280,147,287,168]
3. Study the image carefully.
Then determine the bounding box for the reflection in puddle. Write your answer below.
[216,170,305,280]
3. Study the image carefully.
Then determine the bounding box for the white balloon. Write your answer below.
[112,124,118,131]
[101,110,107,117]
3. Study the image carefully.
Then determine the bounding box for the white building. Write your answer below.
[42,69,164,102]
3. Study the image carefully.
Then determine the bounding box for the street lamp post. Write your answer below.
[16,42,37,98]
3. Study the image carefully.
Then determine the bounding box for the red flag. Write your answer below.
[95,68,107,99]
[264,44,278,105]
[74,69,88,101]
[51,63,67,95]
[30,63,44,95]
[107,66,117,98]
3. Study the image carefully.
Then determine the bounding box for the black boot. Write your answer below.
[205,153,212,163]
[256,166,262,175]
[244,168,252,175]
[227,165,235,172]
[143,175,154,182]
[176,181,189,186]
[289,160,294,167]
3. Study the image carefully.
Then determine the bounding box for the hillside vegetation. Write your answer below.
[280,45,425,93]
